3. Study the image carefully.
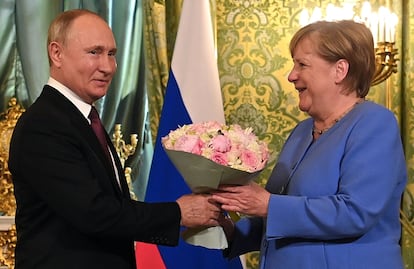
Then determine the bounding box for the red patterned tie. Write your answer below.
[88,106,111,161]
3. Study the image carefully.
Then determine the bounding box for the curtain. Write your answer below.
[0,0,149,199]
[144,0,182,143]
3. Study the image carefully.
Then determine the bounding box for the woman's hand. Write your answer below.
[211,181,270,217]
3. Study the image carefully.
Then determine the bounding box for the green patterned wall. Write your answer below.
[217,1,305,186]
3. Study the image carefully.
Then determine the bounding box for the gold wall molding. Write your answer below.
[0,217,16,269]
[0,98,24,269]
[0,98,24,215]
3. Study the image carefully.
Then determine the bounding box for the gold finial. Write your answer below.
[112,124,138,200]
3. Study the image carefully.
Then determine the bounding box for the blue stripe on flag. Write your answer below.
[143,0,243,267]
[144,71,243,269]
[145,71,192,203]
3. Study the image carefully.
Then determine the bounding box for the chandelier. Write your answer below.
[299,2,398,86]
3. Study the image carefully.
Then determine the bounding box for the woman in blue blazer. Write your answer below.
[213,20,407,269]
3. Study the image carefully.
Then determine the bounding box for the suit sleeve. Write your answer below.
[9,108,181,246]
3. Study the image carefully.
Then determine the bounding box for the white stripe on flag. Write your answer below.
[171,0,225,124]
[141,1,245,268]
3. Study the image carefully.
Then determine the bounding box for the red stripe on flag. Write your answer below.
[135,242,166,269]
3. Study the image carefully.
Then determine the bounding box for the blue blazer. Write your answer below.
[227,101,407,269]
[9,86,181,269]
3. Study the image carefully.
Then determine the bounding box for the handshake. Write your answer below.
[175,182,270,249]
[176,193,222,228]
[176,181,269,229]
[175,192,235,249]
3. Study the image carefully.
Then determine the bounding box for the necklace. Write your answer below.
[312,99,364,136]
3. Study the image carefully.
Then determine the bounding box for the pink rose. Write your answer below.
[174,135,203,154]
[162,121,269,172]
[210,135,231,153]
[240,149,260,171]
[210,152,228,166]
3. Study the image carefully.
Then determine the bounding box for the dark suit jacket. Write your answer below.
[9,85,181,269]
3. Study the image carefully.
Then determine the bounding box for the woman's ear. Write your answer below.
[334,59,349,84]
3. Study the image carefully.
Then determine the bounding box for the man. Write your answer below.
[9,9,220,269]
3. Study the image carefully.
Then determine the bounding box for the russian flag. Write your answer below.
[135,0,244,268]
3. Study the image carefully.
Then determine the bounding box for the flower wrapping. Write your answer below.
[163,149,263,193]
[162,121,269,249]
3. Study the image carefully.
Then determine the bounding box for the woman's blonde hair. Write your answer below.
[289,20,375,97]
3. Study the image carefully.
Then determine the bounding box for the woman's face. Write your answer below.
[287,37,339,117]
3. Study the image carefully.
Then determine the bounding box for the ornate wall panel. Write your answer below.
[217,0,309,187]
[0,98,24,269]
[400,0,414,267]
[216,2,307,266]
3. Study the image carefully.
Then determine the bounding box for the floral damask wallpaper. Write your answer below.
[144,0,414,268]
[216,1,302,179]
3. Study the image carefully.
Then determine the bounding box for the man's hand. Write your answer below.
[176,194,221,228]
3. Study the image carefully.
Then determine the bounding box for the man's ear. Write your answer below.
[334,59,349,84]
[48,41,63,67]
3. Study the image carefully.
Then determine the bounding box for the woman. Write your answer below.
[212,20,407,269]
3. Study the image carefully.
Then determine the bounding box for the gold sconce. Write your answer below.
[299,1,398,86]
[112,124,138,200]
[372,42,398,85]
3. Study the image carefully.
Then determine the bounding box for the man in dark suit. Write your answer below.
[9,9,220,269]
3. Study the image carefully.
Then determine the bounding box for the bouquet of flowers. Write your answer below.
[162,121,269,249]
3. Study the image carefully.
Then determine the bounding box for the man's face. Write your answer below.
[54,14,117,104]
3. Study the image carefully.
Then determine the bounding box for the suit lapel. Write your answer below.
[42,86,128,198]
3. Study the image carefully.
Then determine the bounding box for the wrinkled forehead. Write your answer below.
[66,14,116,48]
